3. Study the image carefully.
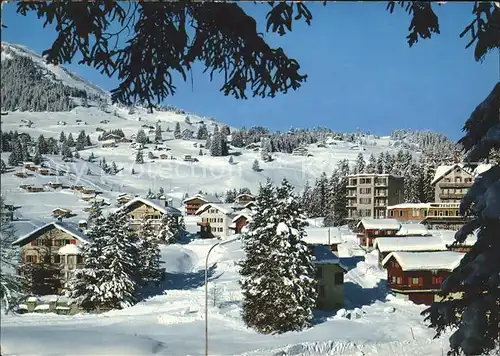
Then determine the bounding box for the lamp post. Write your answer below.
[204,237,239,356]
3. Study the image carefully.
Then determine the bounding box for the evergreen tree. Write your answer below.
[384,153,395,174]
[174,122,181,139]
[65,211,140,311]
[252,159,260,172]
[260,138,272,162]
[332,159,349,226]
[366,153,377,174]
[137,219,163,285]
[0,159,6,173]
[20,141,30,162]
[376,152,385,174]
[231,130,245,147]
[33,148,42,165]
[136,129,148,144]
[146,189,155,199]
[300,181,313,217]
[59,131,66,143]
[199,149,203,156]
[225,189,237,203]
[61,142,72,160]
[221,125,231,136]
[0,197,20,311]
[86,168,92,175]
[205,136,212,150]
[228,156,234,164]
[155,122,162,142]
[196,123,209,140]
[135,150,144,164]
[86,135,92,146]
[111,161,118,174]
[37,134,48,154]
[75,130,86,151]
[210,131,228,156]
[213,124,219,134]
[353,153,366,174]
[67,133,75,147]
[158,215,184,244]
[240,179,317,334]
[404,161,421,203]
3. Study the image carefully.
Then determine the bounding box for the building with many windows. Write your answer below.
[347,174,404,220]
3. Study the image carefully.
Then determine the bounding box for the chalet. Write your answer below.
[117,197,182,231]
[80,194,96,202]
[46,182,63,189]
[78,220,88,230]
[303,227,342,252]
[421,202,471,230]
[1,203,19,222]
[183,154,193,162]
[183,193,222,215]
[387,203,430,222]
[356,218,401,248]
[381,251,465,305]
[292,147,308,156]
[23,162,37,170]
[159,153,169,160]
[71,185,84,191]
[81,187,96,195]
[116,194,135,206]
[195,203,236,238]
[229,211,252,234]
[26,186,44,193]
[310,244,347,311]
[19,184,32,190]
[245,143,260,151]
[52,208,72,218]
[14,172,28,178]
[37,168,51,176]
[235,193,255,204]
[101,140,117,148]
[12,222,88,289]
[438,230,477,253]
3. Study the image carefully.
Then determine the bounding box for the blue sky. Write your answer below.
[2,2,498,139]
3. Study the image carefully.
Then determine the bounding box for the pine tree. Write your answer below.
[86,168,92,175]
[422,83,500,356]
[59,131,66,143]
[404,161,421,203]
[376,152,385,174]
[384,153,395,174]
[260,138,272,162]
[61,142,72,160]
[111,161,118,174]
[197,123,209,140]
[0,159,6,173]
[137,219,163,285]
[136,129,148,144]
[157,215,184,244]
[135,150,144,164]
[332,159,349,226]
[86,135,92,146]
[37,134,48,154]
[228,156,234,164]
[155,122,162,142]
[75,130,86,151]
[353,153,366,174]
[174,122,181,139]
[221,125,230,136]
[8,142,20,166]
[0,197,20,311]
[240,179,317,334]
[65,211,140,311]
[199,149,203,156]
[67,133,75,147]
[33,148,42,165]
[146,189,155,199]
[366,153,377,174]
[252,159,260,172]
[205,136,212,150]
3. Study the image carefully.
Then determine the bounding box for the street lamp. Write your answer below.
[204,236,239,356]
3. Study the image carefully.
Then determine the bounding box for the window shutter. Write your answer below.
[419,277,423,287]
[70,239,77,245]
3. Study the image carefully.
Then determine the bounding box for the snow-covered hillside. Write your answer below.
[1,231,456,356]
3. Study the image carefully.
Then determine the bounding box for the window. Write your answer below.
[396,276,402,284]
[53,255,61,264]
[409,277,422,286]
[412,209,420,217]
[43,255,51,263]
[455,177,462,183]
[334,272,344,285]
[316,267,323,278]
[359,187,371,194]
[398,210,404,217]
[389,210,394,217]
[391,276,396,283]
[359,198,371,204]
[25,255,37,263]
[318,285,326,297]
[350,179,357,186]
[432,276,444,285]
[77,256,84,264]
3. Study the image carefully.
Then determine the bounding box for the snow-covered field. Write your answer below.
[1,231,453,356]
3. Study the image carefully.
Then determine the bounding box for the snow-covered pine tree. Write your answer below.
[300,181,314,217]
[86,135,92,146]
[157,214,184,244]
[240,179,317,334]
[353,153,366,174]
[61,142,72,160]
[197,123,209,140]
[421,82,500,356]
[225,189,237,203]
[205,136,212,150]
[221,125,231,136]
[67,133,75,147]
[0,197,20,311]
[376,152,385,173]
[59,131,66,143]
[66,211,141,311]
[366,153,377,174]
[260,138,272,162]
[136,129,148,144]
[404,160,421,203]
[174,122,182,139]
[384,153,395,174]
[37,134,48,154]
[332,159,350,226]
[252,159,260,172]
[310,172,329,218]
[137,219,163,285]
[228,156,234,164]
[135,149,144,164]
[323,170,340,226]
[155,122,162,142]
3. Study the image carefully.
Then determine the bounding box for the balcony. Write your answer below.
[374,180,388,187]
[438,182,472,189]
[374,191,387,197]
[439,194,464,200]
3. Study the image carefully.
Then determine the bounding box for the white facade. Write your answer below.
[197,204,234,238]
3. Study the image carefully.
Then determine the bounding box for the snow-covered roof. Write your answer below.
[118,197,182,216]
[78,220,87,224]
[386,203,431,210]
[430,163,491,185]
[311,244,347,270]
[231,212,253,223]
[58,244,82,255]
[52,208,71,213]
[375,235,447,253]
[396,223,430,236]
[195,203,234,216]
[382,251,465,271]
[303,227,342,245]
[101,139,116,145]
[236,193,254,199]
[183,193,221,204]
[437,230,478,246]
[12,222,88,246]
[357,218,401,231]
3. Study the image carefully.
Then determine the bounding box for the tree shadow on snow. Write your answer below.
[339,256,365,271]
[312,310,337,326]
[176,232,198,245]
[343,279,388,309]
[166,263,219,291]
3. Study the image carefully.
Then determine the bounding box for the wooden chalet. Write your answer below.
[23,162,38,171]
[46,182,63,189]
[116,194,134,205]
[381,251,465,305]
[183,194,221,215]
[37,168,51,176]
[26,186,44,193]
[14,172,29,178]
[229,212,252,234]
[80,194,96,202]
[235,193,255,205]
[159,153,169,160]
[71,185,84,191]
[303,227,342,252]
[117,197,182,231]
[81,187,96,195]
[387,203,431,222]
[52,208,72,218]
[356,218,401,248]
